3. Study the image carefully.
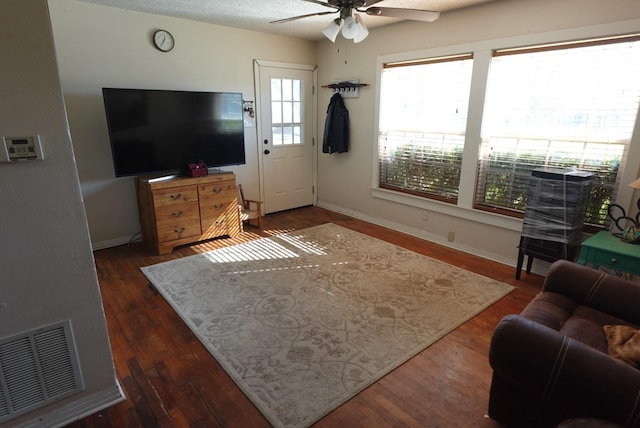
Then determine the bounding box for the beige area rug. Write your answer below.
[141,223,514,428]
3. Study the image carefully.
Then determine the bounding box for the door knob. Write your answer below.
[264,139,269,144]
[264,149,270,155]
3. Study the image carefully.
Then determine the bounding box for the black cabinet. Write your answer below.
[516,168,593,279]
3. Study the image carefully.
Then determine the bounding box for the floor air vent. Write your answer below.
[0,320,84,423]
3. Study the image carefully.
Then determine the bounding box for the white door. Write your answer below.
[255,61,316,214]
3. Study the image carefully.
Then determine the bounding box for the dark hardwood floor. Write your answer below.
[66,206,543,428]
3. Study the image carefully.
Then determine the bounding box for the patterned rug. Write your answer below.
[141,223,514,428]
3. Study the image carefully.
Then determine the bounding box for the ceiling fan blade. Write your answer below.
[361,0,385,6]
[365,7,440,22]
[271,10,337,24]
[300,0,339,9]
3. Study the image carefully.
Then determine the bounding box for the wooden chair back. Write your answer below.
[237,184,262,228]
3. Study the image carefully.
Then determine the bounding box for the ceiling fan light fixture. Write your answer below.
[341,15,360,40]
[322,18,342,42]
[271,2,441,42]
[353,14,369,43]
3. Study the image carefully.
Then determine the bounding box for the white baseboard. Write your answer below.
[315,201,550,277]
[18,382,125,428]
[91,235,140,251]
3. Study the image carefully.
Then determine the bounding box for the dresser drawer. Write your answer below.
[199,180,237,235]
[201,211,235,238]
[198,181,236,204]
[153,186,198,208]
[155,202,201,242]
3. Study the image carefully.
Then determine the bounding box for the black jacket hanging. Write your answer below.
[322,92,349,154]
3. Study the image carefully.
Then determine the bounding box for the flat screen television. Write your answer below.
[102,88,246,177]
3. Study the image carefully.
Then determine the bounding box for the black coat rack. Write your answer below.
[321,80,369,98]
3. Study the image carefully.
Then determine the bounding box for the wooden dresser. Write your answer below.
[137,173,241,255]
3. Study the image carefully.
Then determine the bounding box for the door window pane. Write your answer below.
[271,78,304,146]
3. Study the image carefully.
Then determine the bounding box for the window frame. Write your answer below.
[371,22,640,236]
[378,53,474,204]
[474,34,640,228]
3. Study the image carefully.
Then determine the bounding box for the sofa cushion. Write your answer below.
[559,306,628,352]
[520,291,635,353]
[604,325,640,368]
[519,291,577,330]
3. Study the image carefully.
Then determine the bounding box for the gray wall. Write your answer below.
[0,1,122,426]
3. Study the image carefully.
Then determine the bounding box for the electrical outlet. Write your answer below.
[447,231,455,242]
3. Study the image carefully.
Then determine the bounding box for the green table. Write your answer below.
[577,231,640,275]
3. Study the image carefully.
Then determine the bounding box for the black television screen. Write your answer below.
[102,88,246,177]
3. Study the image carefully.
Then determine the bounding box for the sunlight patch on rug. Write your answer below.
[141,223,514,428]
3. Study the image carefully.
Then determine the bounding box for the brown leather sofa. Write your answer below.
[488,260,640,427]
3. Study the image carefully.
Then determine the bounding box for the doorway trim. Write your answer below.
[253,59,318,213]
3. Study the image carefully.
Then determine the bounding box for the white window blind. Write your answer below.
[475,35,640,225]
[378,54,473,202]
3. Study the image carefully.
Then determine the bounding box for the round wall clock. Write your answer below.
[153,30,174,52]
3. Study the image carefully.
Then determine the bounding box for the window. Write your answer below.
[271,78,302,145]
[378,54,473,203]
[476,36,640,226]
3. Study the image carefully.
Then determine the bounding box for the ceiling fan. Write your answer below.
[271,0,440,43]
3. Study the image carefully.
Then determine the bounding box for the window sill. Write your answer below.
[371,187,524,232]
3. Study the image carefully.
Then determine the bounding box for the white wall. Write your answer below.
[48,0,317,249]
[315,0,640,270]
[0,1,123,426]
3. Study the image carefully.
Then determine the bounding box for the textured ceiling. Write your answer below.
[74,0,498,40]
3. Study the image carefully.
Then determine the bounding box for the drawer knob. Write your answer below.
[611,258,618,264]
[169,193,182,200]
[174,227,186,235]
[212,187,223,194]
[171,210,183,217]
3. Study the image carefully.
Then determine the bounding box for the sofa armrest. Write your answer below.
[490,314,640,426]
[543,260,640,325]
